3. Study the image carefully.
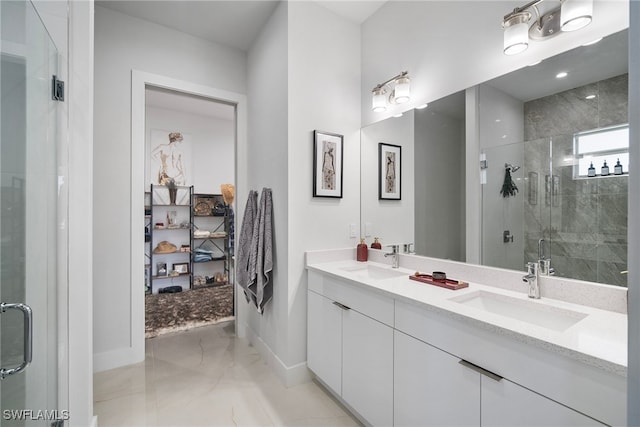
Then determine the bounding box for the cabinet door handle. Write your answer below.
[332,301,351,311]
[458,359,503,382]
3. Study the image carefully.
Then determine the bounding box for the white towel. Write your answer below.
[237,190,258,301]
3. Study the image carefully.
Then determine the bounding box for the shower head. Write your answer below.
[505,163,521,172]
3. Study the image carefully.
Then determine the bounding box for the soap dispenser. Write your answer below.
[587,162,596,177]
[357,239,368,262]
[614,159,623,175]
[601,160,609,176]
[371,237,382,250]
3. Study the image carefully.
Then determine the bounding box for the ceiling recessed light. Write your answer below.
[393,113,403,118]
[582,37,603,46]
[556,71,568,78]
[585,94,596,100]
[495,119,502,123]
[416,103,428,109]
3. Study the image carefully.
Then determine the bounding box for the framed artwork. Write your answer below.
[147,129,193,187]
[313,130,343,198]
[378,143,402,200]
[172,262,189,275]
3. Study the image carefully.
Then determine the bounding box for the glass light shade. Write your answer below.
[503,12,530,55]
[393,77,410,104]
[561,0,592,32]
[504,22,529,55]
[372,88,387,112]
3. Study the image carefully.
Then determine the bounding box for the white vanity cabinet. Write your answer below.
[307,270,394,426]
[394,330,480,426]
[395,300,620,426]
[307,267,624,426]
[481,375,602,426]
[394,324,604,427]
[307,290,342,393]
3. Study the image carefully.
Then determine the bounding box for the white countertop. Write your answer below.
[307,259,627,376]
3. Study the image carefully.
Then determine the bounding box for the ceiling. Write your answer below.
[96,0,280,52]
[146,86,235,120]
[97,0,386,52]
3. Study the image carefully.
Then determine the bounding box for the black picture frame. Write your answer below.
[313,130,344,198]
[172,262,189,275]
[378,143,402,200]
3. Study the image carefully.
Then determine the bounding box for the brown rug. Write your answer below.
[145,284,234,338]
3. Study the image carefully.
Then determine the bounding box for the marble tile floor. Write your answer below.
[94,321,360,426]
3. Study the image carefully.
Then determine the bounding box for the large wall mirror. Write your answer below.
[361,28,628,287]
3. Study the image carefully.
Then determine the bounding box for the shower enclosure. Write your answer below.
[1,0,67,421]
[482,132,628,287]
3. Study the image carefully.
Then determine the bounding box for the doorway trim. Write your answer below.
[130,70,247,364]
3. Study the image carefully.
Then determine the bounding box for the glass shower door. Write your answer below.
[1,0,63,424]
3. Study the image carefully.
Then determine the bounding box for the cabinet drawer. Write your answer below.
[308,270,394,327]
[394,300,625,426]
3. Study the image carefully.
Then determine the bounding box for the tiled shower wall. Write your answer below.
[523,74,628,286]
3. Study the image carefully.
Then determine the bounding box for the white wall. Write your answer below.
[478,85,525,150]
[361,0,629,126]
[244,1,361,381]
[361,112,414,247]
[93,5,246,368]
[287,0,361,370]
[67,1,95,422]
[245,0,289,375]
[627,1,639,424]
[145,106,235,193]
[414,108,465,260]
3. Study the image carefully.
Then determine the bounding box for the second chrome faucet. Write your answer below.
[384,244,400,268]
[523,261,540,299]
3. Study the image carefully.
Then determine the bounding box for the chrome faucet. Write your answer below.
[523,262,540,299]
[384,244,400,268]
[538,239,555,276]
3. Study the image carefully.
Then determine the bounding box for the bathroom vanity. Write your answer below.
[306,249,627,426]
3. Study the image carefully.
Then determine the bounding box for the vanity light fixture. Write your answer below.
[502,0,593,56]
[371,71,411,112]
[560,0,593,31]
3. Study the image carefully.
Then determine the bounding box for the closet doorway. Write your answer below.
[143,86,236,337]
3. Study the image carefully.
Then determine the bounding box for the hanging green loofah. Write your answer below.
[500,168,518,197]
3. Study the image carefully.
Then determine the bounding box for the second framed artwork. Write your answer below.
[313,130,343,198]
[378,143,402,200]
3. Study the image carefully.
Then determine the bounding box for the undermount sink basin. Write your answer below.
[340,264,406,280]
[449,290,588,332]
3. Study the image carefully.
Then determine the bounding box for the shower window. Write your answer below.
[573,124,629,178]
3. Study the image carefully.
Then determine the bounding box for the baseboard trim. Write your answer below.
[245,326,312,387]
[93,346,144,373]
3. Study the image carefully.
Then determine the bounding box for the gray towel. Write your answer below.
[247,188,273,314]
[237,190,258,301]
